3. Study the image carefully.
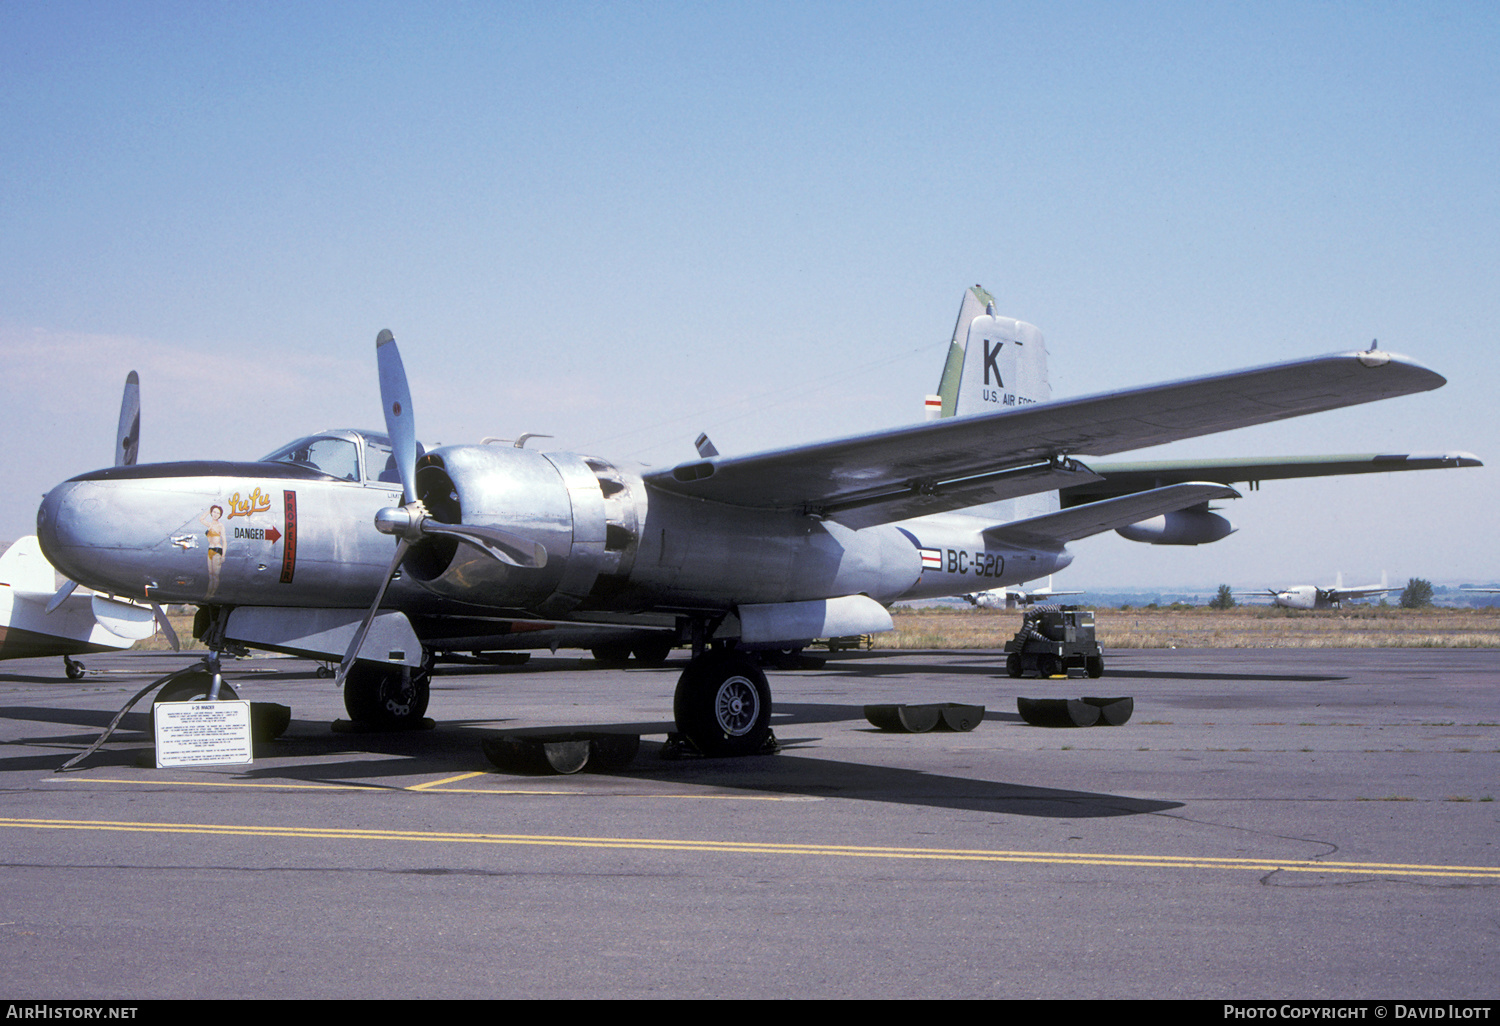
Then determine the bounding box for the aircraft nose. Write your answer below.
[37,479,94,585]
[36,476,170,597]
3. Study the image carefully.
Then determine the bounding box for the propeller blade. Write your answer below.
[368,332,547,581]
[51,371,142,615]
[45,579,78,614]
[151,603,180,652]
[116,370,140,467]
[334,539,410,688]
[376,331,419,506]
[423,521,548,569]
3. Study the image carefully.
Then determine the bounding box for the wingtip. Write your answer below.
[1343,349,1447,390]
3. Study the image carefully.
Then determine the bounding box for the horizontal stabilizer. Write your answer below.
[0,537,59,601]
[1065,451,1481,506]
[984,483,1241,546]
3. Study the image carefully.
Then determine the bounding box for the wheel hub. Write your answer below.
[383,675,415,717]
[714,676,759,736]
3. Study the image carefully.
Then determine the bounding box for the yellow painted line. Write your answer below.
[414,787,811,800]
[51,776,383,791]
[2,816,1496,879]
[407,771,487,790]
[50,775,813,800]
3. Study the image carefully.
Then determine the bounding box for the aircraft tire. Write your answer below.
[343,663,430,727]
[64,657,85,681]
[155,673,240,705]
[151,673,242,743]
[631,637,676,667]
[673,651,773,757]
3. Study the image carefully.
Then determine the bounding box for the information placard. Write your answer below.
[154,700,253,767]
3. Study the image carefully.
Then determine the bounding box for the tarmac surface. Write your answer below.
[1,646,1496,1000]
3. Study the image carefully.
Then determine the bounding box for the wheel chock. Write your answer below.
[1081,696,1134,726]
[583,732,642,771]
[937,704,984,731]
[864,704,941,732]
[250,702,290,743]
[659,730,780,759]
[864,703,985,733]
[1016,697,1101,728]
[482,732,640,774]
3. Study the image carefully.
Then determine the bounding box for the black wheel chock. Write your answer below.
[1081,696,1134,726]
[1017,696,1134,727]
[482,732,641,775]
[864,703,985,733]
[1017,697,1100,728]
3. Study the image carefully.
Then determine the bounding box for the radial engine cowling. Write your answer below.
[404,445,642,615]
[1115,508,1235,546]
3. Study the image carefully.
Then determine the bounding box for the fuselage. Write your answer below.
[1271,586,1333,610]
[36,429,1071,623]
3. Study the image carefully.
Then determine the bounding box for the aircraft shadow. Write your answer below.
[1100,669,1345,682]
[11,698,1178,817]
[203,705,1179,817]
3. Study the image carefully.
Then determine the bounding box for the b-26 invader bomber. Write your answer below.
[36,288,1479,756]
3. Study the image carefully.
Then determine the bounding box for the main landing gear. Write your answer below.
[670,648,776,758]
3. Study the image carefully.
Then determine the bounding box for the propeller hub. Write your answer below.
[375,502,426,541]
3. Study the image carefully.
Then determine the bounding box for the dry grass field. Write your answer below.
[879,605,1500,649]
[140,605,1500,653]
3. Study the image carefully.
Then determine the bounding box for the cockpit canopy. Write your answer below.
[259,430,421,485]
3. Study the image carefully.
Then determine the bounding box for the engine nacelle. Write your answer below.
[405,445,643,615]
[1116,508,1235,546]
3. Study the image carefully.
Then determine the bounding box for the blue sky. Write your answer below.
[3,1,1496,588]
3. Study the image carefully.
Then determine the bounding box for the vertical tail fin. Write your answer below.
[934,286,1050,419]
[930,286,1055,523]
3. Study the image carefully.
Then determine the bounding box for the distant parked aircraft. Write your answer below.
[1266,572,1392,610]
[963,576,1083,609]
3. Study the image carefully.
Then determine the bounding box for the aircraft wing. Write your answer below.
[645,350,1445,528]
[1061,451,1481,507]
[982,483,1241,546]
[1329,585,1396,602]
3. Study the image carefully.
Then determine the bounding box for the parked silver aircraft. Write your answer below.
[1266,570,1392,609]
[35,289,1479,755]
[1267,572,1394,610]
[1,371,162,677]
[0,536,156,676]
[963,576,1084,609]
